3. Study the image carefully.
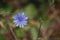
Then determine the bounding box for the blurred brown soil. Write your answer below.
[46,1,60,40]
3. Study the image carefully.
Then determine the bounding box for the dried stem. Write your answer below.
[4,16,17,40]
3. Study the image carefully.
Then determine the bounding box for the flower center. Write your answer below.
[18,16,23,21]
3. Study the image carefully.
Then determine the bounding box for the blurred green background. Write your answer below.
[0,0,60,40]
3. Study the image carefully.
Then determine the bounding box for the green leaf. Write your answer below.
[15,28,25,38]
[24,4,37,19]
[40,4,48,13]
[24,24,31,31]
[40,19,50,30]
[39,14,51,30]
[30,27,38,40]
[0,4,12,15]
[0,33,6,40]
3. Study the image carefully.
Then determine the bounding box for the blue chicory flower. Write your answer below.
[13,12,28,28]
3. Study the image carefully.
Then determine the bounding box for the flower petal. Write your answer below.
[17,13,21,17]
[13,20,18,23]
[16,23,19,27]
[19,24,22,28]
[13,12,28,28]
[21,24,24,28]
[21,12,24,16]
[12,16,17,19]
[21,21,27,25]
[25,17,28,19]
